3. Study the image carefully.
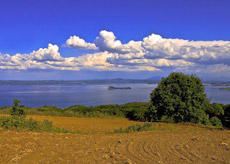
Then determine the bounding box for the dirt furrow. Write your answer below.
[0,119,230,164]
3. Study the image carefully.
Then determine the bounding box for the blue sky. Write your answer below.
[1,0,230,80]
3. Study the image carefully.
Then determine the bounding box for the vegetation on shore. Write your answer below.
[0,100,229,130]
[0,102,149,120]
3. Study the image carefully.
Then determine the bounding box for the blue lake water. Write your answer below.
[0,84,229,108]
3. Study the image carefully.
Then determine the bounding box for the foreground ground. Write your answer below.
[0,116,230,164]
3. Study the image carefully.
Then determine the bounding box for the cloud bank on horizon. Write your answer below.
[1,30,230,77]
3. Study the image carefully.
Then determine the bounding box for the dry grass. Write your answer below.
[27,115,145,133]
[1,114,207,133]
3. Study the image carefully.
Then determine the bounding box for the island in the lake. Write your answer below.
[108,86,132,90]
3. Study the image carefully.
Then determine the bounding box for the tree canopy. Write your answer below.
[147,72,210,123]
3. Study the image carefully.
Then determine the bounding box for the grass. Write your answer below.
[113,123,153,133]
[27,115,144,133]
[0,114,220,135]
[0,115,99,134]
[111,122,181,134]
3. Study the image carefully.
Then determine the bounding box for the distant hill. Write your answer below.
[203,81,230,86]
[0,79,159,86]
[1,79,230,86]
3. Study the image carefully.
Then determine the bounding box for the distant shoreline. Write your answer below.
[0,80,230,86]
[219,88,230,91]
[0,79,158,86]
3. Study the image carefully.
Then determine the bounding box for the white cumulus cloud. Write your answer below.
[143,35,230,65]
[66,35,98,50]
[30,44,63,61]
[94,30,142,54]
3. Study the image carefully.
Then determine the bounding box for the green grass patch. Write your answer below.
[111,122,179,133]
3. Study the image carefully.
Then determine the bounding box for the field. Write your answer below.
[0,115,230,164]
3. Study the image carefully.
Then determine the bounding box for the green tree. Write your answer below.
[11,98,25,117]
[147,72,209,123]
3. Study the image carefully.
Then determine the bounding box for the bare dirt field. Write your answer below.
[0,116,230,164]
[27,115,145,133]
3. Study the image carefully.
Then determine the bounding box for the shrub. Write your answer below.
[199,112,211,126]
[0,116,25,129]
[222,105,230,128]
[205,103,224,118]
[0,116,39,130]
[42,119,53,126]
[210,117,223,128]
[11,99,25,117]
[0,116,67,132]
[113,123,153,133]
[124,102,149,121]
[160,115,174,123]
[126,108,147,121]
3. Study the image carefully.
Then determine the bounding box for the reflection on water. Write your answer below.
[0,84,229,108]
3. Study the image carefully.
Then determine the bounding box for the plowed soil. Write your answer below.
[27,115,145,133]
[0,116,230,164]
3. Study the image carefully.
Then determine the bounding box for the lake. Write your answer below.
[0,84,229,108]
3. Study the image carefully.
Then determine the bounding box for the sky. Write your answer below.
[1,0,230,80]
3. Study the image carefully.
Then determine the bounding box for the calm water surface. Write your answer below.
[0,84,229,108]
